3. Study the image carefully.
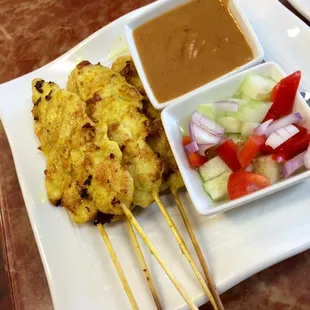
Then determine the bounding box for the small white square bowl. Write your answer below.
[124,0,264,110]
[161,62,310,216]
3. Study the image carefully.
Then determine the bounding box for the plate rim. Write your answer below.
[1,1,310,309]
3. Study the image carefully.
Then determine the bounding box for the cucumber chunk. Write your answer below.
[199,156,231,182]
[197,103,216,120]
[241,122,259,137]
[238,74,276,101]
[203,171,231,201]
[217,116,242,133]
[237,100,272,123]
[253,155,282,184]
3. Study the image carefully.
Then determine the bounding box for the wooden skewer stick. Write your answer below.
[153,193,219,310]
[120,204,198,310]
[97,223,138,310]
[125,220,162,310]
[172,190,224,310]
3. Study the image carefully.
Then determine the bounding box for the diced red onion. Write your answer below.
[198,144,214,156]
[189,121,222,145]
[304,144,310,170]
[254,119,273,136]
[214,101,239,112]
[245,163,254,172]
[185,141,199,153]
[191,111,225,135]
[283,151,305,178]
[265,125,299,149]
[265,112,302,137]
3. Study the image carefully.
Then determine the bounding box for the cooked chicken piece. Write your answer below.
[67,62,163,208]
[112,56,184,192]
[32,79,134,224]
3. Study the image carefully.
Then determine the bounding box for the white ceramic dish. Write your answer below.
[288,0,310,21]
[1,0,310,309]
[124,0,263,110]
[162,62,310,216]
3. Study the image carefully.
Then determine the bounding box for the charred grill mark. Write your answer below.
[77,60,91,69]
[111,197,120,205]
[82,123,96,141]
[34,79,44,93]
[108,123,120,136]
[45,90,53,101]
[83,174,92,186]
[80,187,89,199]
[120,61,135,81]
[34,97,41,106]
[94,212,114,226]
[86,93,102,105]
[82,123,94,129]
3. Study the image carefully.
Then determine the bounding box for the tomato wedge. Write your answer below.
[267,71,301,119]
[182,136,192,146]
[187,152,207,167]
[273,133,310,163]
[228,171,270,200]
[215,139,241,172]
[238,135,266,168]
[261,124,308,155]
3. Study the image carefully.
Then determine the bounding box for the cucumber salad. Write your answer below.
[182,71,310,201]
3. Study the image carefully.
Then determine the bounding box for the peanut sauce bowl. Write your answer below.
[124,0,264,110]
[161,62,310,216]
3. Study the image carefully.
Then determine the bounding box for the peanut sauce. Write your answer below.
[134,0,253,103]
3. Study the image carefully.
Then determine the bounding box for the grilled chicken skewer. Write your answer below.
[68,61,217,309]
[32,78,195,309]
[31,79,138,308]
[112,56,224,310]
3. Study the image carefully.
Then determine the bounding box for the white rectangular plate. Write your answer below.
[0,0,310,309]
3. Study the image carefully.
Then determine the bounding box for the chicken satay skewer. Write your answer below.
[97,223,138,310]
[121,204,198,310]
[111,57,223,309]
[67,61,216,308]
[125,220,162,310]
[172,191,224,310]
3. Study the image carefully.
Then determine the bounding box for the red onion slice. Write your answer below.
[191,111,225,135]
[283,151,305,178]
[214,101,239,112]
[189,121,221,145]
[265,112,302,137]
[265,125,299,149]
[184,141,199,153]
[304,144,310,170]
[254,119,273,136]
